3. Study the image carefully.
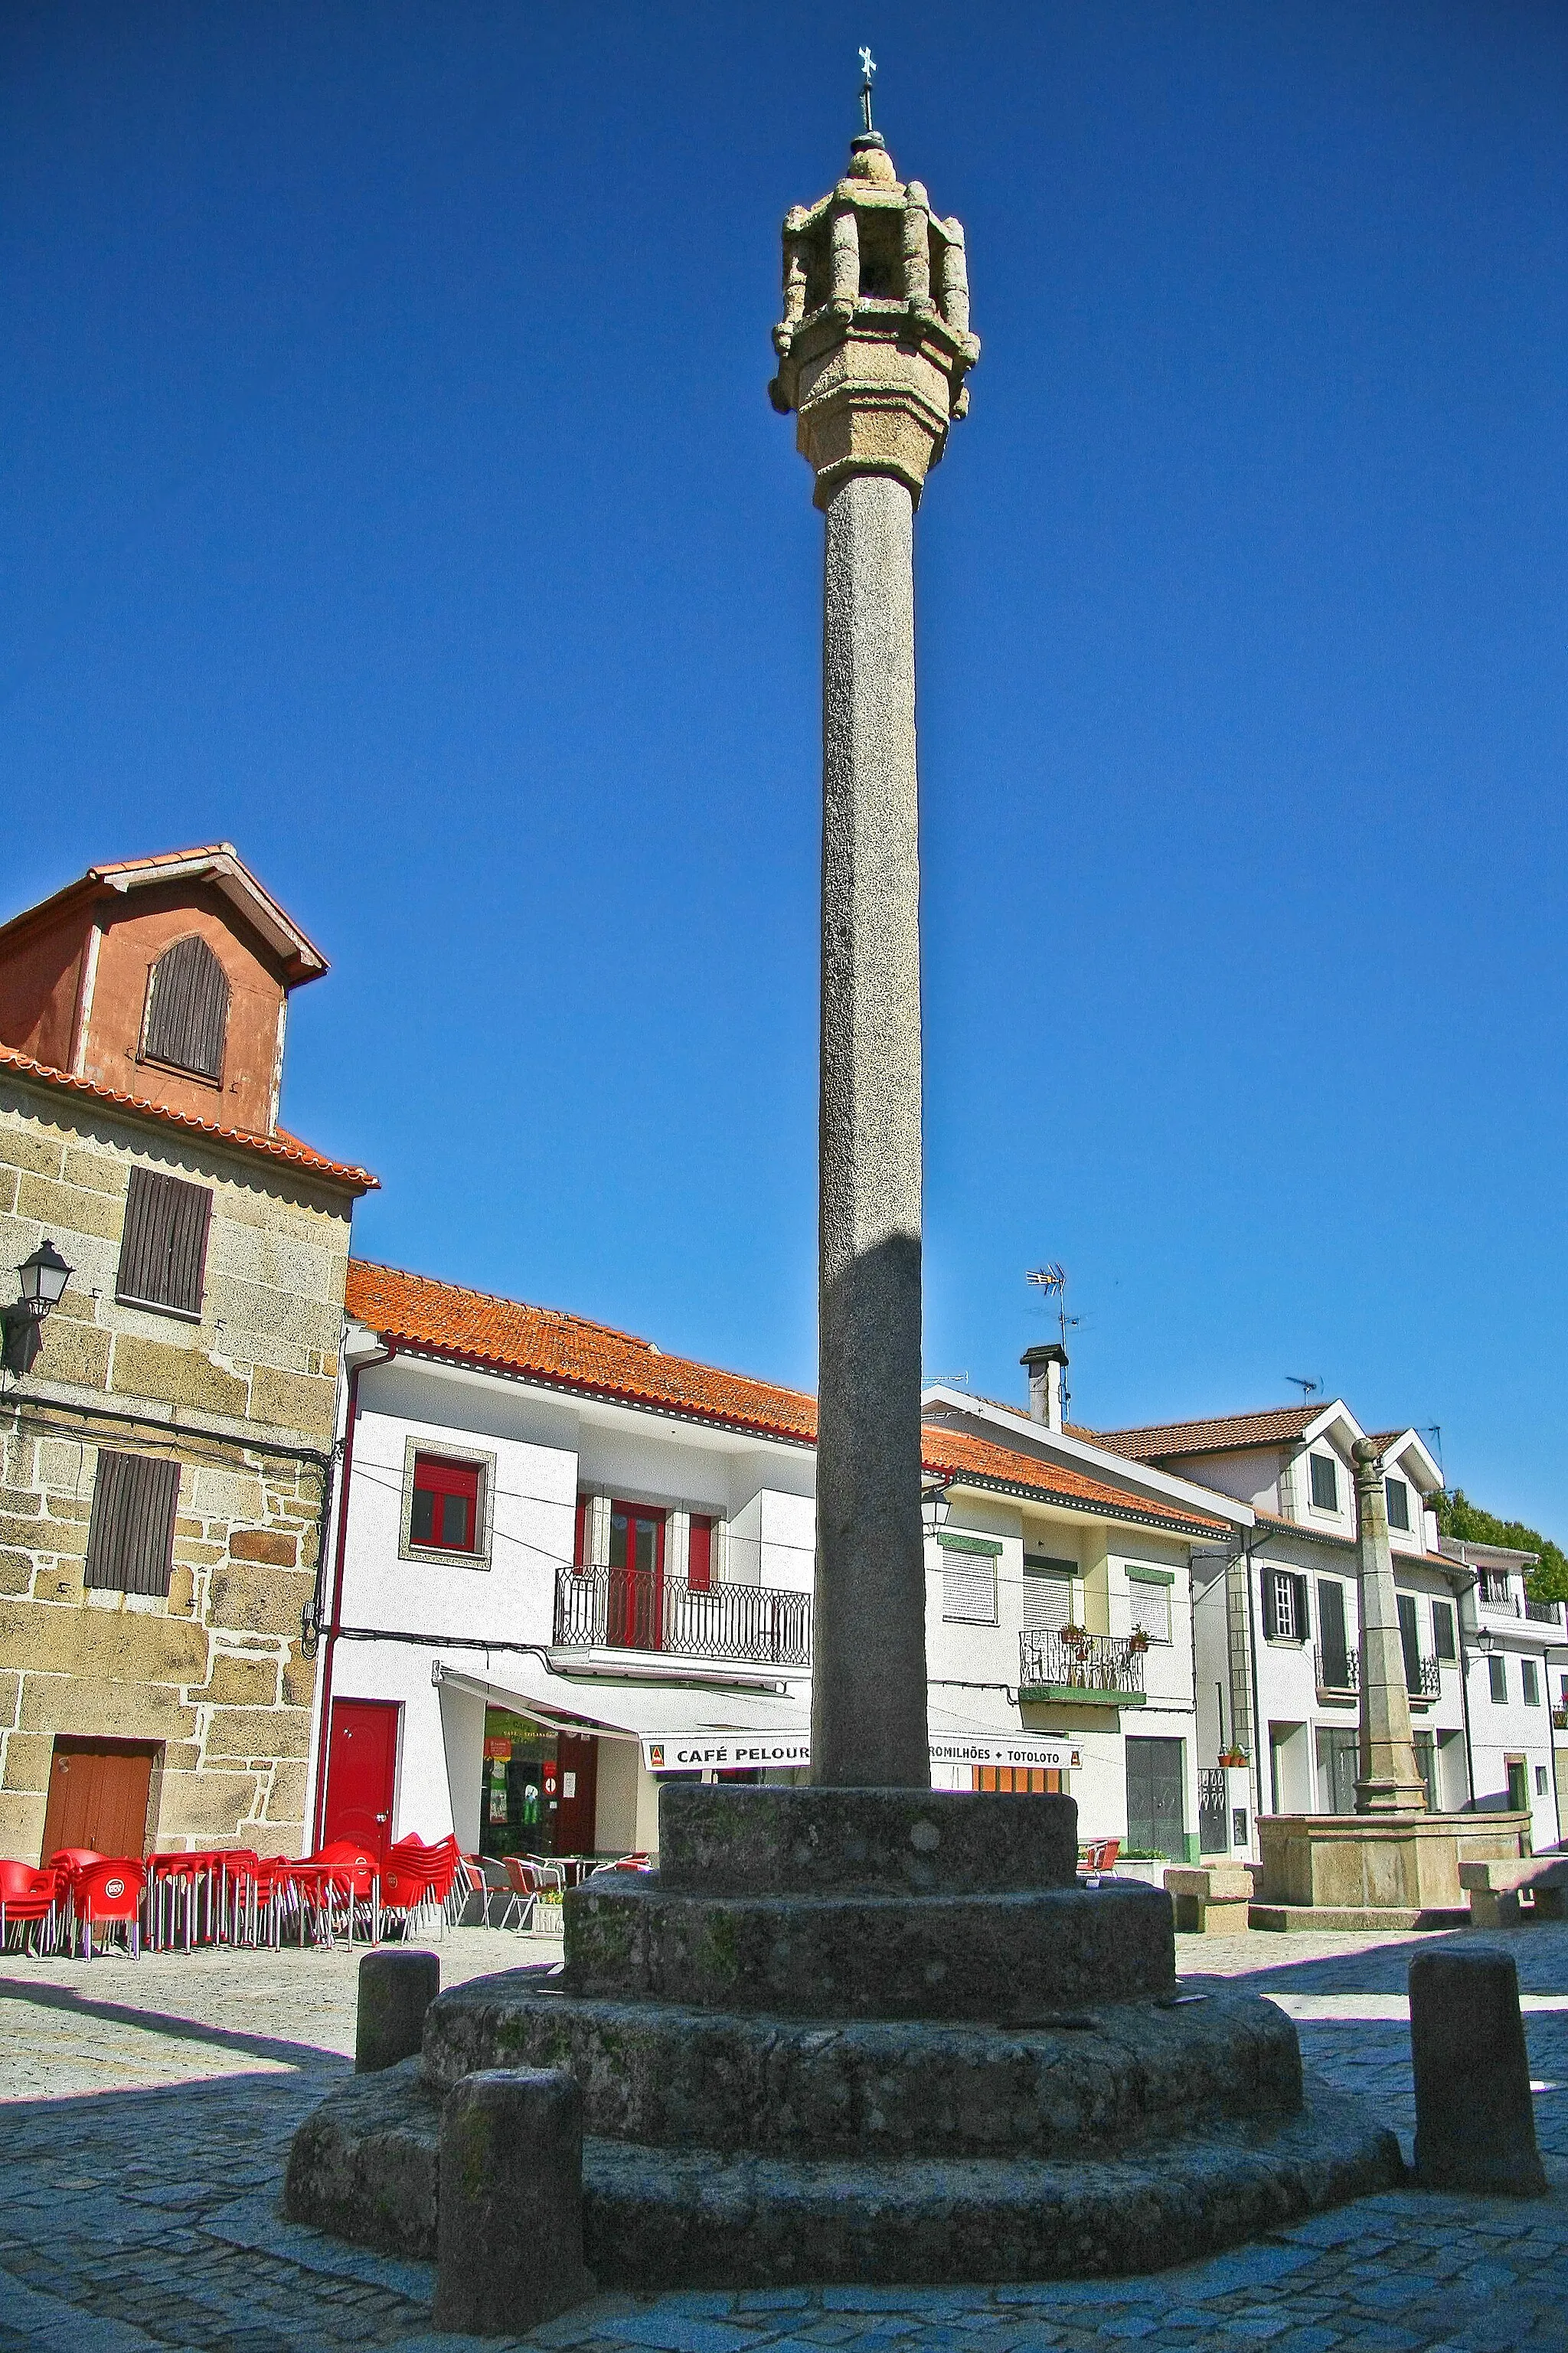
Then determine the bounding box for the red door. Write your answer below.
[608,1502,665,1650]
[323,1700,400,1859]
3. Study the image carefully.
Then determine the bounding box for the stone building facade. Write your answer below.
[0,847,374,1860]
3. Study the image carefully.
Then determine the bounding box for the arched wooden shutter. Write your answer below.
[143,935,230,1080]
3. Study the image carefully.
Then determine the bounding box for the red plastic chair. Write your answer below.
[74,1857,146,1959]
[0,1858,64,1954]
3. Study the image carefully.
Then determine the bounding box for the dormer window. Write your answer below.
[1308,1453,1339,1511]
[1384,1476,1410,1531]
[142,935,230,1083]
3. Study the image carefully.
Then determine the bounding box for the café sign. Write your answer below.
[642,1734,1080,1773]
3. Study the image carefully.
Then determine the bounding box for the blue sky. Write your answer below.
[5,5,1566,1528]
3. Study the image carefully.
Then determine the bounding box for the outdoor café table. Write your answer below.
[283,1858,381,1947]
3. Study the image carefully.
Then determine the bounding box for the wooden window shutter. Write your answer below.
[1291,1574,1312,1639]
[117,1168,212,1317]
[143,935,230,1081]
[84,1451,181,1597]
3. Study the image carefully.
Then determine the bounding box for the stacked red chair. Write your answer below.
[0,1858,65,1954]
[72,1857,147,1959]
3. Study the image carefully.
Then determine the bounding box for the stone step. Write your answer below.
[1250,1904,1468,1934]
[565,1874,1173,2020]
[656,1783,1076,1895]
[421,1977,1302,2157]
[283,2061,1401,2286]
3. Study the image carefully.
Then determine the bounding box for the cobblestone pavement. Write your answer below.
[2,1920,1564,2353]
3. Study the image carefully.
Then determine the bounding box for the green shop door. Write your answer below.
[1125,1736,1186,1859]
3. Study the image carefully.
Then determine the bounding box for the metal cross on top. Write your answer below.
[858,45,876,132]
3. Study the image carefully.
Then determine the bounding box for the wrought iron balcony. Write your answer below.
[1405,1653,1442,1699]
[1314,1645,1358,1696]
[553,1566,812,1669]
[1480,1574,1521,1616]
[1525,1598,1563,1626]
[1018,1628,1146,1705]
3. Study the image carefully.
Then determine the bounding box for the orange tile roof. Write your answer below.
[0,1044,377,1193]
[1093,1405,1321,1459]
[918,1421,1228,1535]
[348,1260,1226,1536]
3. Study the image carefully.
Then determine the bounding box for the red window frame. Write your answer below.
[688,1515,714,1593]
[410,1453,481,1554]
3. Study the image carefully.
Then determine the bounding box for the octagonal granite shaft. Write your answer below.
[770,122,979,1788]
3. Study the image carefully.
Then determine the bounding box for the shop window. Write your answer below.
[1308,1454,1339,1511]
[975,1766,1062,1793]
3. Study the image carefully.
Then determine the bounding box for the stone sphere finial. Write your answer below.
[847,131,898,186]
[768,138,979,510]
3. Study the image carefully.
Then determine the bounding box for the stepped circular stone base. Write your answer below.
[283,2061,1402,2285]
[564,1877,1173,2021]
[657,1783,1077,1895]
[421,1975,1302,2158]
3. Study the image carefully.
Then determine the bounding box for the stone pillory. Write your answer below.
[283,91,1407,2295]
[770,117,978,1791]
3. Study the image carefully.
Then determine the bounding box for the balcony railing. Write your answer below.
[553,1566,812,1668]
[1406,1652,1441,1699]
[1525,1598,1563,1626]
[1480,1576,1521,1616]
[1018,1629,1146,1703]
[1314,1645,1358,1695]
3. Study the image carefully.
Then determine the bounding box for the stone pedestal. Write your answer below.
[1257,1809,1530,1917]
[287,1785,1402,2284]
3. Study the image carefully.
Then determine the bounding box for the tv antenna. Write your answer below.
[1027,1263,1080,1352]
[1285,1374,1323,1400]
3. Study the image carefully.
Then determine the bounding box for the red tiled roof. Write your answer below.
[348,1260,1227,1536]
[1092,1405,1321,1460]
[0,842,328,982]
[919,1422,1228,1534]
[0,1044,377,1193]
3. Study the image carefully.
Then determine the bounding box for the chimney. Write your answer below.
[1021,1343,1069,1431]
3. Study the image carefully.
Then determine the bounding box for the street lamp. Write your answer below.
[921,1481,952,1535]
[1475,1626,1498,1656]
[2,1240,74,1375]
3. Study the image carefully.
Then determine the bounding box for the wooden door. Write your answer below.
[552,1733,599,1855]
[1125,1736,1186,1859]
[41,1739,158,1861]
[322,1699,400,1859]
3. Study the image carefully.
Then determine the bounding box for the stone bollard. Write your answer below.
[356,1949,440,2074]
[434,2068,592,2335]
[1410,1948,1547,2194]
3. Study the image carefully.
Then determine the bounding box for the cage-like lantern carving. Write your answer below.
[769,129,979,509]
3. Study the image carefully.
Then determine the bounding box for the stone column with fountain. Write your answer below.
[283,74,1403,2289]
